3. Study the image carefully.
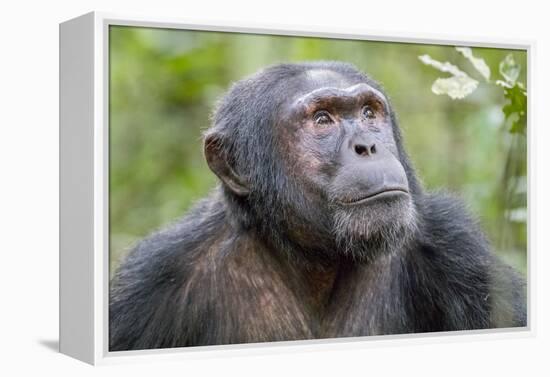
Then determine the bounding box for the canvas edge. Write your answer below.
[59,11,96,365]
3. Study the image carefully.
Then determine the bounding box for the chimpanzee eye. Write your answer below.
[313,110,333,127]
[362,105,375,119]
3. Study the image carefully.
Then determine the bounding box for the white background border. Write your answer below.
[2,0,549,375]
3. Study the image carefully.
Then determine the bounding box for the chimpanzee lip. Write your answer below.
[339,188,409,205]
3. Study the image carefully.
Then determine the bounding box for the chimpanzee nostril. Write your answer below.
[354,144,367,156]
[354,143,376,157]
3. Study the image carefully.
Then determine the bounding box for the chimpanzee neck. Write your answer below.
[259,238,342,316]
[254,229,402,319]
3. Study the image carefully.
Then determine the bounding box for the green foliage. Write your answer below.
[418,46,528,274]
[109,26,527,275]
[503,84,527,134]
[419,49,527,135]
[498,54,527,135]
[499,53,521,84]
[456,47,491,81]
[418,54,478,99]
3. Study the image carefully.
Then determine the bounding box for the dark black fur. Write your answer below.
[109,62,526,351]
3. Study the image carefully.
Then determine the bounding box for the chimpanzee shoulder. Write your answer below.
[110,191,316,350]
[406,192,527,331]
[109,194,227,350]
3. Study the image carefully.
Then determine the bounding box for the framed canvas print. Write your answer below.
[59,12,531,365]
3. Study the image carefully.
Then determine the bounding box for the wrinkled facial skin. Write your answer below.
[279,71,417,260]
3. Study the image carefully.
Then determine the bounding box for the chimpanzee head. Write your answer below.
[204,61,420,263]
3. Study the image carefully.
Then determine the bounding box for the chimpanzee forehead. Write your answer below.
[290,69,388,109]
[303,69,355,88]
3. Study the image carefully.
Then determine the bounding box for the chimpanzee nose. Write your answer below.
[339,134,380,163]
[353,142,376,157]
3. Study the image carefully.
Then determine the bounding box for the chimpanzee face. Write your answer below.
[278,69,417,256]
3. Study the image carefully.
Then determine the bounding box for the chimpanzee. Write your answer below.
[109,61,526,351]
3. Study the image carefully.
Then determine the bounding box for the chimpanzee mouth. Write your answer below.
[338,188,409,206]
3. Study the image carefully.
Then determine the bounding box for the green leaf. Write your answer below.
[419,54,479,99]
[456,47,491,81]
[419,54,464,76]
[495,79,513,88]
[432,76,479,99]
[499,54,521,85]
[503,84,527,134]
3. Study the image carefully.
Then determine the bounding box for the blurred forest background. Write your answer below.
[109,26,527,276]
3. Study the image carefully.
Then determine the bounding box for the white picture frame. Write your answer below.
[59,11,534,365]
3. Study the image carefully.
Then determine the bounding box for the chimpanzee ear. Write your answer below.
[204,132,250,196]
